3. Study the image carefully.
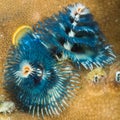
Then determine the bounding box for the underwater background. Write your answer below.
[0,0,120,120]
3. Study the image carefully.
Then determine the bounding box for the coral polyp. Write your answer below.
[34,3,115,69]
[4,28,79,118]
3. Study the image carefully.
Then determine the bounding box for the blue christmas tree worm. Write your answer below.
[4,26,79,118]
[34,3,116,70]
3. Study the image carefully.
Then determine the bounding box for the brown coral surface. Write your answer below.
[0,0,120,120]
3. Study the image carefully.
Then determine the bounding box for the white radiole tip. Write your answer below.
[67,3,90,18]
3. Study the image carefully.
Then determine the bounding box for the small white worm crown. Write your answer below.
[67,3,90,19]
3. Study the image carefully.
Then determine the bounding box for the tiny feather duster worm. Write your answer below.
[34,3,116,69]
[4,26,79,118]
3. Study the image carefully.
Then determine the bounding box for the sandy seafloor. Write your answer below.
[0,0,120,120]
